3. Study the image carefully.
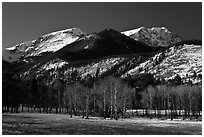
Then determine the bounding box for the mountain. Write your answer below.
[122,26,183,47]
[18,41,202,85]
[3,26,202,121]
[7,28,162,79]
[3,40,36,63]
[122,40,202,84]
[50,28,163,61]
[3,28,85,63]
[2,27,202,86]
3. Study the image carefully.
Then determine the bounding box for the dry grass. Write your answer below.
[2,113,202,135]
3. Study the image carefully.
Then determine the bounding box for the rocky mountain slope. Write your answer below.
[122,27,183,47]
[18,42,201,85]
[122,42,202,84]
[2,27,202,85]
[3,28,85,62]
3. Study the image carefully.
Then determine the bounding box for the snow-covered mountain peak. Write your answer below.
[6,46,16,51]
[121,27,144,36]
[3,27,86,62]
[5,40,36,51]
[3,40,37,62]
[149,26,170,33]
[42,27,85,38]
[122,26,182,47]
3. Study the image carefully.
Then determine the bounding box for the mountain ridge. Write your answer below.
[2,26,202,85]
[122,26,183,47]
[3,26,180,63]
[3,28,85,62]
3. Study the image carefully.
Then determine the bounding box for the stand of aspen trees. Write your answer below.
[3,71,202,120]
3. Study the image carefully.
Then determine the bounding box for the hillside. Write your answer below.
[3,28,85,63]
[3,28,164,78]
[122,42,202,84]
[2,27,201,86]
[122,27,182,47]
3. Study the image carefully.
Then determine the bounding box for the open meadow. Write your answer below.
[2,113,202,135]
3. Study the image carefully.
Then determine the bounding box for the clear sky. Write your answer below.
[2,2,202,49]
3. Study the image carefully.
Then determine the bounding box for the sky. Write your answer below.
[2,2,202,49]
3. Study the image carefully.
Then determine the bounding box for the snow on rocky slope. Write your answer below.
[3,26,201,85]
[122,27,182,47]
[122,27,144,36]
[11,41,202,85]
[3,28,85,62]
[20,56,127,82]
[3,40,36,62]
[75,57,126,78]
[122,44,202,84]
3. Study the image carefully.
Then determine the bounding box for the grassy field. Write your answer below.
[2,113,202,135]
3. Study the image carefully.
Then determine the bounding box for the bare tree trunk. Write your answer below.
[58,90,61,114]
[110,84,113,119]
[149,91,152,117]
[43,107,45,113]
[69,93,72,118]
[74,89,77,116]
[171,109,173,120]
[131,109,134,117]
[189,100,192,120]
[82,110,85,119]
[158,108,161,118]
[103,88,106,119]
[93,84,96,117]
[66,106,69,114]
[143,109,145,117]
[49,106,52,113]
[114,84,118,120]
[85,92,89,119]
[93,96,96,117]
[56,107,58,114]
[167,94,170,119]
[46,107,48,114]
[165,101,167,117]
[145,108,148,116]
[122,98,126,119]
[170,103,173,120]
[183,109,187,120]
[21,104,24,112]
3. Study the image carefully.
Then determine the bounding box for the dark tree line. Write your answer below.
[141,85,202,119]
[2,70,202,120]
